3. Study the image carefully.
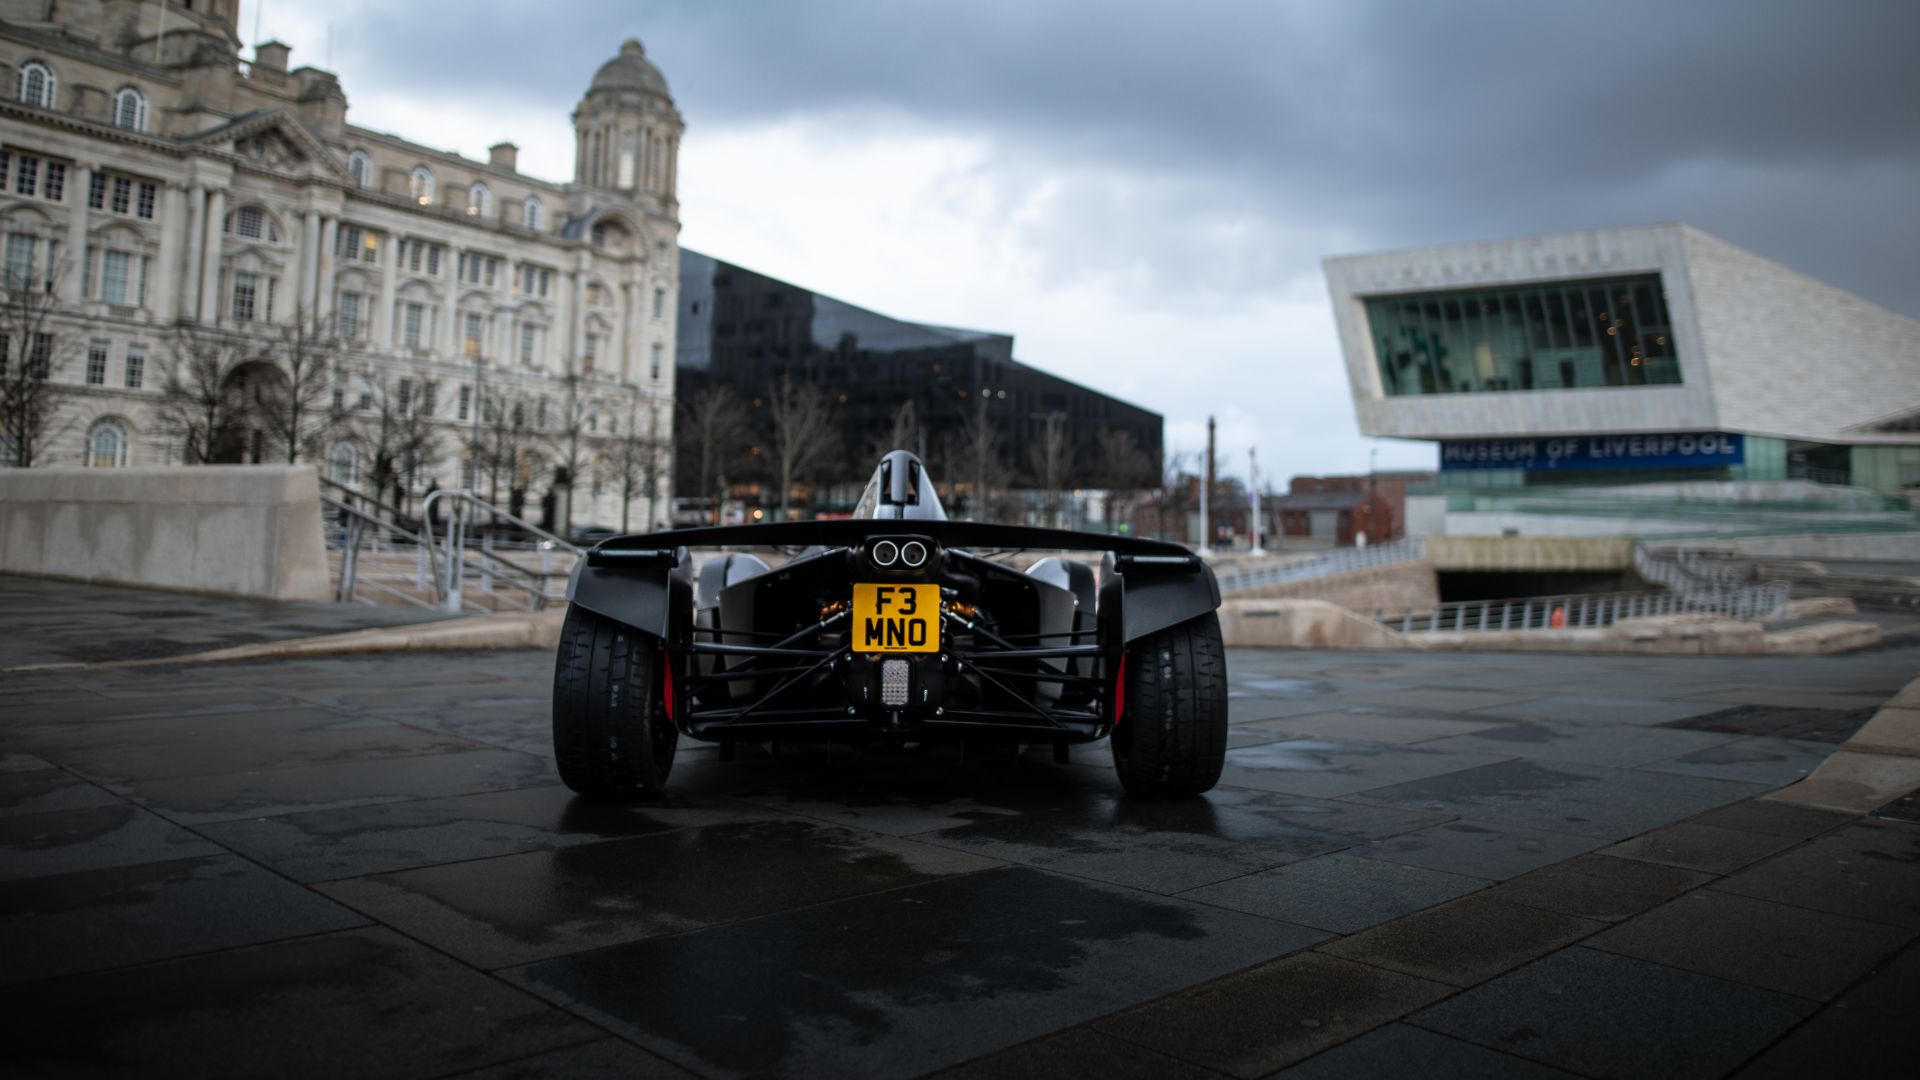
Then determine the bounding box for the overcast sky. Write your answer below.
[262,0,1919,485]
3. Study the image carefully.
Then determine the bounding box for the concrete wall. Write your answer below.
[1428,535,1635,572]
[1233,559,1439,615]
[0,466,331,601]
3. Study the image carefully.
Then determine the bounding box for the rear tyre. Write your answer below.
[553,605,676,798]
[1111,612,1227,796]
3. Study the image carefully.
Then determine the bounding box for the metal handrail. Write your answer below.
[422,488,584,612]
[1383,581,1791,634]
[1217,538,1427,594]
[320,490,438,609]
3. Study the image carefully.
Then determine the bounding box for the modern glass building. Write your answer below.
[1325,225,1920,499]
[676,249,1162,516]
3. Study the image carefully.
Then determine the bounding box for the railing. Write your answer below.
[320,482,439,609]
[421,488,583,613]
[1217,538,1427,594]
[1384,581,1791,634]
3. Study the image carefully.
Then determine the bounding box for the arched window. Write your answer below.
[328,441,360,487]
[409,166,435,204]
[346,150,372,188]
[468,182,491,217]
[17,61,54,108]
[86,418,128,467]
[113,87,147,131]
[522,197,544,232]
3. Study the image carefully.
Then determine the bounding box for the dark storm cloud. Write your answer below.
[342,0,1920,312]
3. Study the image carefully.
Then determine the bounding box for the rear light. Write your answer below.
[1111,653,1126,728]
[880,658,910,707]
[661,647,675,723]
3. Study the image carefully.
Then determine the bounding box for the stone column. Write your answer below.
[441,245,461,357]
[197,188,226,324]
[153,184,185,319]
[316,216,337,326]
[61,164,90,302]
[300,209,321,321]
[182,184,205,320]
[376,229,401,349]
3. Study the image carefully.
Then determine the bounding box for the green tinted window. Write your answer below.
[1365,274,1680,396]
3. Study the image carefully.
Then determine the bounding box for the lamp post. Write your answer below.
[1250,446,1265,556]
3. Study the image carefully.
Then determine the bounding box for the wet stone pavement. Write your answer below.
[2,584,1918,1077]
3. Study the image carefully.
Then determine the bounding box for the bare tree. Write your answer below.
[1026,411,1074,528]
[471,388,534,511]
[351,369,441,514]
[255,317,341,464]
[677,383,750,524]
[157,327,258,464]
[949,392,1011,521]
[0,265,77,467]
[613,395,667,532]
[767,373,836,520]
[1151,448,1198,543]
[866,398,919,463]
[547,365,593,529]
[1097,426,1152,534]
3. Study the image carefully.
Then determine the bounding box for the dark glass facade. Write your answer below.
[676,249,1163,512]
[1365,273,1681,396]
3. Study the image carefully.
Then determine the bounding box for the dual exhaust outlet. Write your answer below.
[869,539,929,568]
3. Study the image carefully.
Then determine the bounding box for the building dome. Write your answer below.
[589,38,670,99]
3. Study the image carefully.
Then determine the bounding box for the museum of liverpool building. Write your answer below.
[1324,224,1920,534]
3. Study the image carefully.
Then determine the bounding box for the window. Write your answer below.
[329,441,360,487]
[421,381,436,418]
[346,150,371,187]
[113,87,147,131]
[536,395,548,429]
[650,342,663,380]
[111,176,131,215]
[457,385,471,421]
[231,271,259,322]
[85,419,128,467]
[583,332,600,371]
[409,166,434,204]
[463,312,484,357]
[232,206,265,239]
[585,281,607,306]
[652,287,665,319]
[1363,273,1682,396]
[101,250,131,305]
[124,344,145,389]
[44,162,65,202]
[86,341,108,385]
[135,182,154,218]
[397,377,413,415]
[17,62,53,108]
[522,198,544,231]
[3,234,33,288]
[467,182,491,217]
[335,225,378,263]
[14,154,38,196]
[1,153,71,204]
[519,323,537,364]
[337,291,364,339]
[26,332,50,378]
[403,302,425,349]
[401,239,444,276]
[357,375,375,411]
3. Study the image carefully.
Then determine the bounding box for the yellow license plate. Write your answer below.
[852,583,941,653]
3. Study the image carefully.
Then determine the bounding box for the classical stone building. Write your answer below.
[0,0,680,531]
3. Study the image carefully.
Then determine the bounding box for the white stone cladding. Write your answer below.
[1323,223,1920,447]
[0,3,680,531]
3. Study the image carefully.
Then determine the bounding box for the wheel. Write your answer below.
[1110,612,1227,796]
[552,605,677,798]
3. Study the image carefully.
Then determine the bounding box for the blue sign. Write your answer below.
[1440,432,1745,472]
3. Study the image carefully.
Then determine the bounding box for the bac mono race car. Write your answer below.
[552,450,1227,798]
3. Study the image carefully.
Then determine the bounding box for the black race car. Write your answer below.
[553,450,1227,798]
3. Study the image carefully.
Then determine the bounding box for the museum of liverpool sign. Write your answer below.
[1439,432,1746,472]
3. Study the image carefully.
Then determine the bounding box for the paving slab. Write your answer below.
[1484,853,1713,923]
[1340,687,1550,712]
[443,1038,701,1079]
[0,803,221,880]
[0,685,313,726]
[1679,687,1893,711]
[1587,889,1915,1000]
[320,818,1004,968]
[0,926,598,1079]
[1349,757,1770,841]
[930,1026,1233,1080]
[1409,947,1816,1080]
[1091,950,1453,1078]
[0,853,370,986]
[1684,794,1855,839]
[1413,718,1742,769]
[1640,735,1836,786]
[194,782,779,882]
[0,766,122,816]
[1468,696,1731,726]
[1274,1022,1583,1079]
[1177,852,1488,934]
[1731,941,1920,1079]
[1599,820,1803,874]
[115,746,559,824]
[1319,894,1604,987]
[1712,819,1920,928]
[1350,818,1605,880]
[1240,710,1513,745]
[1219,738,1515,799]
[506,867,1324,1080]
